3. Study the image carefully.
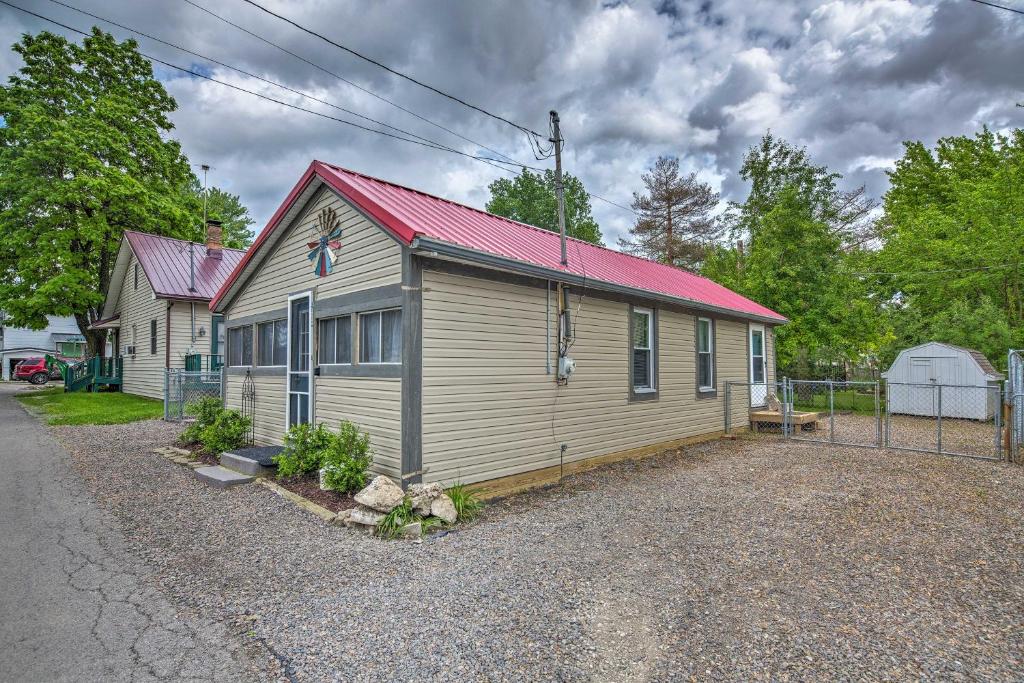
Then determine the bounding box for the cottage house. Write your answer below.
[210,162,786,488]
[91,226,245,399]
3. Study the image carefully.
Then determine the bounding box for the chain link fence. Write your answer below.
[164,368,223,422]
[725,378,1005,461]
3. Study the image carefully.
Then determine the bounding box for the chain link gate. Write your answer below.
[726,377,1005,461]
[164,368,223,422]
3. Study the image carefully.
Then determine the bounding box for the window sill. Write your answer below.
[696,387,718,399]
[629,387,658,403]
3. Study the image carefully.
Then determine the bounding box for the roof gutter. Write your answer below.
[411,237,787,325]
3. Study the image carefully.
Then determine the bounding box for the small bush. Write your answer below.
[447,483,483,522]
[377,497,417,539]
[181,397,223,444]
[199,409,251,454]
[321,420,373,493]
[274,422,334,478]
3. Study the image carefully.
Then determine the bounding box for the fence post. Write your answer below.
[937,384,943,455]
[782,376,789,437]
[724,382,731,435]
[884,381,890,448]
[874,381,881,447]
[828,380,835,443]
[995,386,1003,461]
[163,370,169,421]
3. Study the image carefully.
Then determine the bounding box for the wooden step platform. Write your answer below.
[749,410,821,433]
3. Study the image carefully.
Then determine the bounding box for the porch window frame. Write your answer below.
[358,308,402,365]
[227,324,253,367]
[318,314,353,366]
[255,319,287,367]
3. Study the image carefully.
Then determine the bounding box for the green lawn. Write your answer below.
[15,388,163,425]
[791,388,883,416]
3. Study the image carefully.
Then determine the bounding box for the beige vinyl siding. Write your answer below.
[225,373,285,446]
[421,270,761,485]
[230,187,402,318]
[115,251,166,400]
[167,302,213,367]
[315,377,401,479]
[766,325,777,385]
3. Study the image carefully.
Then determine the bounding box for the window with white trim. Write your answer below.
[632,308,653,391]
[359,309,402,364]
[697,317,714,391]
[256,319,287,366]
[227,325,253,367]
[318,315,352,365]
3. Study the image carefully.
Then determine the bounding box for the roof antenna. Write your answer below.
[189,164,211,293]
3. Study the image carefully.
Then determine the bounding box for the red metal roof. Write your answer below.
[212,161,784,322]
[125,231,246,301]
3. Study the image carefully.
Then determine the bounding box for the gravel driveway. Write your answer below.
[52,421,1024,681]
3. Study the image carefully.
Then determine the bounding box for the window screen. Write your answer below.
[319,316,352,365]
[228,325,253,366]
[632,309,653,390]
[359,309,402,364]
[698,318,714,390]
[257,320,286,366]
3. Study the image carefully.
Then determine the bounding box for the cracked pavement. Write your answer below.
[0,384,258,682]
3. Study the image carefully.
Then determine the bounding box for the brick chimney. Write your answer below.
[205,220,223,259]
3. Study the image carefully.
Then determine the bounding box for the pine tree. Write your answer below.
[618,156,720,271]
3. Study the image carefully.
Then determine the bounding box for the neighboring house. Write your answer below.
[0,314,85,380]
[91,225,245,400]
[210,161,785,488]
[883,342,1004,420]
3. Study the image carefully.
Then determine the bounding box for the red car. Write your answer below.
[13,357,61,385]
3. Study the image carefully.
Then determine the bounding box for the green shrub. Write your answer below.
[199,409,251,454]
[274,422,334,478]
[181,397,223,444]
[321,420,373,493]
[377,497,417,539]
[447,483,483,522]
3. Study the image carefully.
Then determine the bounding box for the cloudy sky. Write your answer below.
[2,0,1022,245]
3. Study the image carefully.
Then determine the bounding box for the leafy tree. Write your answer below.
[183,180,255,249]
[618,156,720,271]
[0,29,196,353]
[486,168,603,244]
[873,127,1024,360]
[703,134,887,374]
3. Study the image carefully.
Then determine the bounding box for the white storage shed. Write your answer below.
[882,342,1004,420]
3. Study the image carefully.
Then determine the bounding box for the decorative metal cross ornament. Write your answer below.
[307,207,343,277]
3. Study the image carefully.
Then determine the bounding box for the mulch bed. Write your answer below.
[275,474,359,513]
[176,441,218,466]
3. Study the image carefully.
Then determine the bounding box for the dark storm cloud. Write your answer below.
[1,0,1022,246]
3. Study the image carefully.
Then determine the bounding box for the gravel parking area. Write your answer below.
[52,421,1024,681]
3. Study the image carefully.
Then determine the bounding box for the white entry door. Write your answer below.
[749,324,768,407]
[286,292,313,429]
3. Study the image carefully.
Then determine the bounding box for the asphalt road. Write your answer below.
[0,383,254,682]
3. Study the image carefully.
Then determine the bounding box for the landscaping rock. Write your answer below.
[347,505,385,527]
[333,509,352,526]
[400,521,422,539]
[318,466,334,491]
[407,482,443,515]
[353,475,404,512]
[430,494,458,524]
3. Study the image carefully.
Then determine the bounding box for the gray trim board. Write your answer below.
[319,364,401,378]
[627,304,659,403]
[400,249,423,486]
[225,308,287,329]
[227,366,285,377]
[314,283,404,318]
[695,315,718,400]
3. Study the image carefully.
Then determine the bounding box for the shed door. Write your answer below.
[749,324,767,407]
[286,292,313,429]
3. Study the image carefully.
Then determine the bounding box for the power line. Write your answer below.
[237,0,555,158]
[966,0,1024,16]
[0,0,526,176]
[850,263,1019,277]
[181,0,533,168]
[43,0,521,165]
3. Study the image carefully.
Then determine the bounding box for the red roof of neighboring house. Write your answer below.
[212,161,785,322]
[125,231,246,301]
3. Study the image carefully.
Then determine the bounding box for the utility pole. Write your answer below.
[550,111,567,266]
[190,164,210,294]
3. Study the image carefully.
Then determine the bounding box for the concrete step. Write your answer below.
[195,465,254,489]
[220,451,273,478]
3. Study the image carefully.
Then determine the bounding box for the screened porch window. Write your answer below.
[359,309,402,364]
[227,325,253,367]
[256,319,287,366]
[319,315,352,365]
[632,308,653,391]
[698,317,714,391]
